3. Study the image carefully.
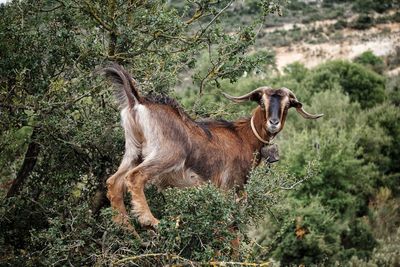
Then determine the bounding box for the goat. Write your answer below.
[103,64,323,229]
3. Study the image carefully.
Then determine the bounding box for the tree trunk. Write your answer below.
[6,128,40,198]
[108,0,117,57]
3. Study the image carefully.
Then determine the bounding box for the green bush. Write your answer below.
[271,201,341,266]
[348,227,400,267]
[350,14,375,30]
[352,0,396,13]
[283,62,309,83]
[334,19,348,30]
[359,103,400,196]
[354,51,385,74]
[387,75,400,106]
[368,187,400,239]
[386,46,400,71]
[1,161,299,265]
[341,219,378,260]
[303,60,386,108]
[392,11,400,22]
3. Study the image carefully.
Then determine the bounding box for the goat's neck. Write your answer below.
[237,107,273,152]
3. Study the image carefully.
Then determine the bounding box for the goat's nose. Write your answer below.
[269,118,280,125]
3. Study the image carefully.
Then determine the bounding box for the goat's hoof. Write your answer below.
[151,218,160,228]
[113,214,128,226]
[143,219,160,232]
[138,215,160,229]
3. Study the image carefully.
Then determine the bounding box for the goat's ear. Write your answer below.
[222,89,263,103]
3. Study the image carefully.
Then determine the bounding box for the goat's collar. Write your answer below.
[250,115,271,144]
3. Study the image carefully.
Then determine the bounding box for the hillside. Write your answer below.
[254,2,400,74]
[270,16,400,73]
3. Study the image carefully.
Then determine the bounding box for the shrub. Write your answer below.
[368,187,400,239]
[348,227,400,267]
[271,200,341,266]
[303,60,386,108]
[283,90,378,214]
[354,50,385,74]
[387,75,400,106]
[341,218,378,260]
[352,0,396,13]
[385,46,400,71]
[283,62,309,83]
[1,161,300,265]
[392,11,400,22]
[357,103,400,206]
[334,19,348,30]
[350,14,375,30]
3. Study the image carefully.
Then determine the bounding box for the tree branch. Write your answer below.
[82,0,114,33]
[194,0,234,41]
[6,128,40,198]
[185,2,204,25]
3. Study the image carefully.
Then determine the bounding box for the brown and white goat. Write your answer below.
[104,64,323,228]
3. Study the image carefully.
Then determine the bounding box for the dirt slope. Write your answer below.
[270,15,400,74]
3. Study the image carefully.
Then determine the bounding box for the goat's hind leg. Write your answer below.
[107,168,142,240]
[125,165,161,228]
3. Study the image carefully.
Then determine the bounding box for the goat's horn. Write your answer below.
[281,87,324,119]
[222,88,267,103]
[296,106,324,119]
[282,87,297,99]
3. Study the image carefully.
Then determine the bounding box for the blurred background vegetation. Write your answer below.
[0,0,399,266]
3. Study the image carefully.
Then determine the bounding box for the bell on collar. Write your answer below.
[261,144,280,163]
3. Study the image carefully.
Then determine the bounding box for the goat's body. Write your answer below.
[108,98,262,226]
[104,64,322,228]
[120,103,258,190]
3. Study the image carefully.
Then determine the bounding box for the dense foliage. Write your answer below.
[1,0,399,266]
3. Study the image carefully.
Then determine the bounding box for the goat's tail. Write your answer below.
[103,64,141,109]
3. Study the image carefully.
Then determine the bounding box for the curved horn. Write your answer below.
[282,87,297,100]
[282,87,324,120]
[296,106,324,119]
[222,88,266,103]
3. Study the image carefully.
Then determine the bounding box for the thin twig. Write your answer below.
[185,2,204,25]
[113,253,195,266]
[279,176,309,190]
[208,261,271,266]
[113,252,271,266]
[196,0,234,40]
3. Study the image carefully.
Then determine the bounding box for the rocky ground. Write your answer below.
[265,11,400,74]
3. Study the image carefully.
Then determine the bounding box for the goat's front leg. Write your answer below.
[125,167,160,228]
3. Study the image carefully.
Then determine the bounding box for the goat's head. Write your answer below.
[223,87,323,135]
